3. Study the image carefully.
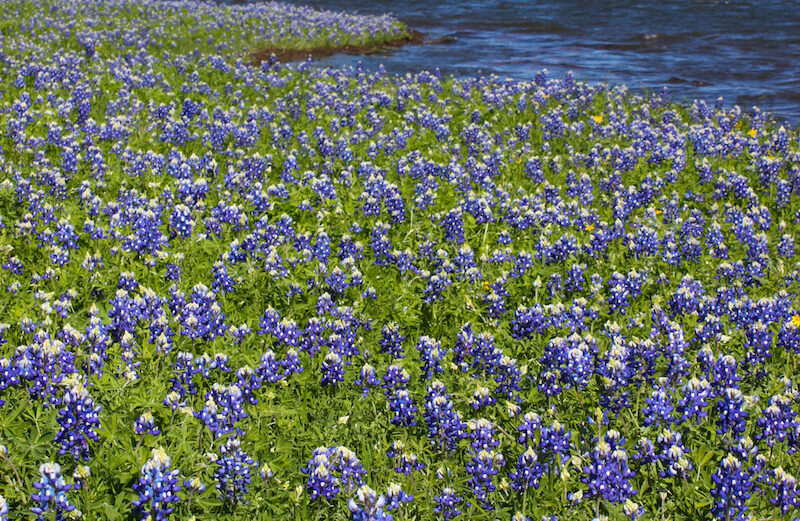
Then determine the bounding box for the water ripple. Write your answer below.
[264,0,800,123]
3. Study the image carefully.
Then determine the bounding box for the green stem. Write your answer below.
[0,453,23,501]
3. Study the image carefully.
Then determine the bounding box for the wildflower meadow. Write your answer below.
[0,1,798,520]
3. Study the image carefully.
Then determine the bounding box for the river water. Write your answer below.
[277,0,800,124]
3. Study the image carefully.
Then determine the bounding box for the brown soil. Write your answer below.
[250,29,425,65]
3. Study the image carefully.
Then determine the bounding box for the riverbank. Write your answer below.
[251,29,424,64]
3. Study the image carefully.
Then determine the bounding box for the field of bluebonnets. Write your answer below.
[0,0,799,520]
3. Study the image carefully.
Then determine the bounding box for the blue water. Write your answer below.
[279,0,800,123]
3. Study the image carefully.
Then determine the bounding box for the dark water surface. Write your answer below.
[271,0,800,124]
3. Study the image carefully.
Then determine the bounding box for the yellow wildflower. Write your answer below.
[593,114,603,124]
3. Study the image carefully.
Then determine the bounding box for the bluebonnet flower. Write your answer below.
[743,321,773,369]
[495,354,523,402]
[634,437,658,465]
[596,335,636,415]
[606,272,633,314]
[517,412,542,447]
[55,378,101,461]
[756,393,798,449]
[778,315,800,354]
[321,352,345,387]
[303,446,366,501]
[466,449,504,510]
[230,324,251,345]
[676,377,711,425]
[213,437,255,505]
[470,418,501,452]
[392,450,424,476]
[669,275,705,316]
[539,333,596,395]
[416,336,445,379]
[1,256,23,276]
[467,331,504,377]
[649,312,688,381]
[165,258,183,282]
[452,323,476,369]
[325,266,351,295]
[163,391,185,413]
[72,466,90,491]
[525,156,545,182]
[211,260,236,293]
[565,263,587,294]
[715,387,748,436]
[170,351,198,399]
[424,381,467,451]
[370,222,395,266]
[258,306,281,337]
[382,364,410,395]
[484,291,506,318]
[510,304,549,339]
[510,446,543,491]
[257,349,283,385]
[355,364,380,396]
[423,267,453,303]
[133,447,181,521]
[641,382,674,427]
[169,204,194,238]
[454,244,477,279]
[108,289,139,341]
[438,207,465,244]
[304,450,341,501]
[433,487,463,520]
[259,463,273,481]
[778,233,796,258]
[388,389,417,427]
[176,284,228,341]
[31,462,75,521]
[770,467,800,516]
[623,499,646,520]
[195,383,248,439]
[470,386,495,410]
[348,485,392,521]
[134,411,161,437]
[581,430,636,505]
[327,319,361,361]
[338,447,368,492]
[183,477,205,498]
[731,436,760,462]
[711,454,754,521]
[656,429,693,479]
[539,420,572,472]
[385,440,405,460]
[282,349,304,379]
[118,331,141,382]
[385,483,413,511]
[711,354,742,395]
